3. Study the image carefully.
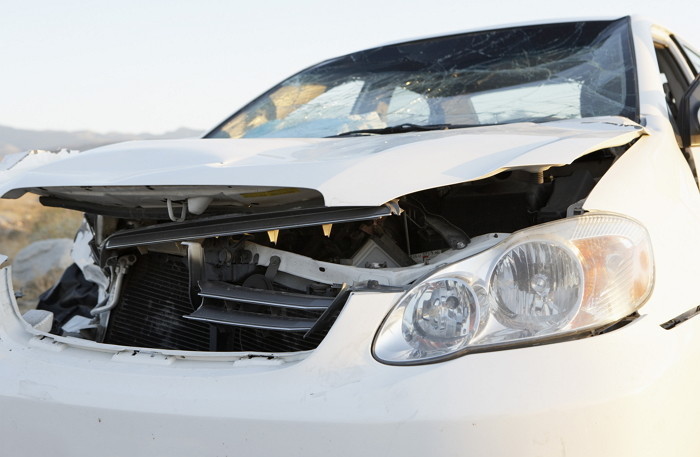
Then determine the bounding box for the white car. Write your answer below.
[2,16,700,456]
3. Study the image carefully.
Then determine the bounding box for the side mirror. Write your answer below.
[680,74,700,148]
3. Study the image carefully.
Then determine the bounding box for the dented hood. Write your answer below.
[0,117,644,207]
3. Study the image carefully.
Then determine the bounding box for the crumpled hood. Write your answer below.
[0,116,644,207]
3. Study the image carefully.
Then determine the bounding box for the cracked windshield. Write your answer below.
[209,18,637,139]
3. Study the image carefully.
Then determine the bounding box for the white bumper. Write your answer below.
[1,267,699,457]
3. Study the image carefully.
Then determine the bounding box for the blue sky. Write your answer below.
[1,0,697,134]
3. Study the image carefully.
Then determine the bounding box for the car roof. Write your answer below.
[366,16,632,50]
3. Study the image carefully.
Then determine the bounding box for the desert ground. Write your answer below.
[0,195,82,311]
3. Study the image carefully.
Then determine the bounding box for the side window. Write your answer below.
[278,80,365,121]
[470,82,582,123]
[223,80,366,138]
[654,44,689,123]
[386,87,430,125]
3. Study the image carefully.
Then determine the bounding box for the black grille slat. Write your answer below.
[185,303,318,331]
[104,252,348,353]
[199,280,334,310]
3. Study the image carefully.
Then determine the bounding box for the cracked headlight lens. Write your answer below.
[373,213,653,364]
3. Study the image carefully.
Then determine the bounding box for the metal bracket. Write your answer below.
[166,199,188,222]
[183,241,205,308]
[265,256,281,280]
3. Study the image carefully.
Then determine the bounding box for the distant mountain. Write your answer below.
[0,125,203,157]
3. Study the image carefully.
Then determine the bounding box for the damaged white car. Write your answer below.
[2,16,700,456]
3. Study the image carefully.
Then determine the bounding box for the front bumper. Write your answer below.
[1,267,699,457]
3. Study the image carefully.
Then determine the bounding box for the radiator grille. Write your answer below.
[104,252,345,353]
[104,253,211,351]
[222,328,325,352]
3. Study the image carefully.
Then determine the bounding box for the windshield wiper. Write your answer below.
[328,123,482,137]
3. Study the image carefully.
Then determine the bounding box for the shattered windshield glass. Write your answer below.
[208,18,637,139]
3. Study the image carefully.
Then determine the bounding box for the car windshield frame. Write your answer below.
[206,17,639,139]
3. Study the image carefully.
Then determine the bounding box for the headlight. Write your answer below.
[373,213,653,364]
